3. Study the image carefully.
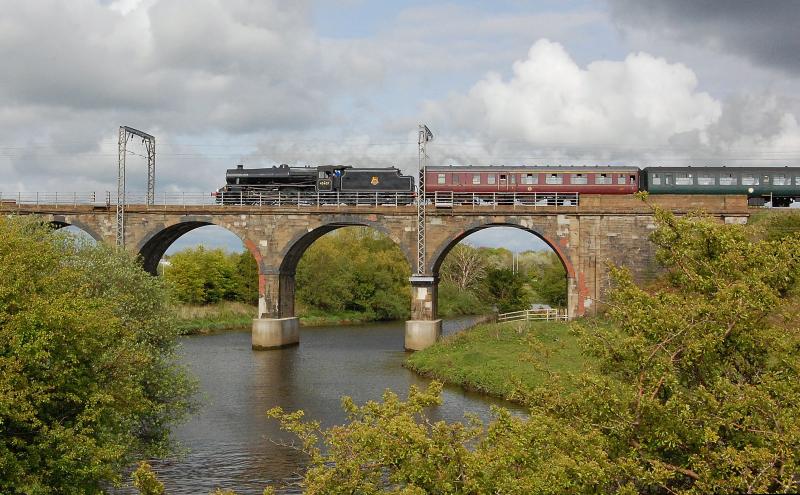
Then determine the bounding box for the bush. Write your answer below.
[0,217,195,493]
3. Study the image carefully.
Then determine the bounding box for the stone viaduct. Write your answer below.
[1,194,750,350]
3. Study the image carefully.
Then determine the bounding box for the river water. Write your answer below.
[142,318,518,494]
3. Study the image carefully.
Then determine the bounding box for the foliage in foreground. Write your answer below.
[266,203,800,494]
[0,217,195,493]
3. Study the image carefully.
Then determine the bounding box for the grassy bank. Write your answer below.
[405,320,589,403]
[296,308,383,326]
[174,301,257,334]
[175,303,397,334]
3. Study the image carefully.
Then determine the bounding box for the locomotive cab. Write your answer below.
[316,165,351,192]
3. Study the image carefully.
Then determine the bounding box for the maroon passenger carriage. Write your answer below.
[425,165,640,205]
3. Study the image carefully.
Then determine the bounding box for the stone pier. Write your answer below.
[405,275,442,351]
[252,317,300,350]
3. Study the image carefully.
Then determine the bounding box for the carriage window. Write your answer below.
[452,174,460,185]
[629,175,636,184]
[571,173,588,185]
[796,177,800,185]
[650,173,661,185]
[774,174,787,185]
[597,173,612,185]
[675,173,693,185]
[546,173,562,185]
[741,174,758,186]
[487,174,496,185]
[720,174,737,185]
[511,174,517,185]
[698,173,715,186]
[437,173,446,184]
[523,173,538,185]
[472,174,481,185]
[617,174,626,185]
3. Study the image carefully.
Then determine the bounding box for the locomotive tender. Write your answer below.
[218,163,800,207]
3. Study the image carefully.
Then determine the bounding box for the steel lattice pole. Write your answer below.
[116,127,127,247]
[416,126,427,275]
[146,136,156,206]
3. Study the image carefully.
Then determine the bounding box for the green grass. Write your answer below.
[174,302,390,334]
[296,308,382,326]
[174,301,256,334]
[405,320,589,403]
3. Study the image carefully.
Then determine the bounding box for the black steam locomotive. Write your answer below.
[215,164,415,204]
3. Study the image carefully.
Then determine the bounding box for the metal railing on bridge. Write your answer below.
[0,192,97,206]
[497,308,569,323]
[0,190,580,209]
[426,191,579,209]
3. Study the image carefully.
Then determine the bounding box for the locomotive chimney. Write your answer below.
[236,164,244,169]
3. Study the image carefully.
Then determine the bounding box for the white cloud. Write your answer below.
[425,39,720,148]
[421,39,800,166]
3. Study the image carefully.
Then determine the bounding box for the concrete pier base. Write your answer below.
[252,317,300,350]
[404,319,442,351]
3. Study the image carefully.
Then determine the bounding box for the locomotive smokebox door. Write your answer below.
[370,176,379,186]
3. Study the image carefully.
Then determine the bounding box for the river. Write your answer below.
[139,318,519,494]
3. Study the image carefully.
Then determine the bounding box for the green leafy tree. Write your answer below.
[295,228,410,320]
[164,246,237,304]
[483,267,529,313]
[530,252,567,307]
[0,217,195,493]
[233,251,259,305]
[267,202,800,494]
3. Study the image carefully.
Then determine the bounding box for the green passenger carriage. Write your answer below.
[642,166,800,207]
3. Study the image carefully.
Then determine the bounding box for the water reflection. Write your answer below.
[130,318,520,494]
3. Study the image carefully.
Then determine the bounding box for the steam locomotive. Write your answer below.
[215,164,415,203]
[217,163,800,207]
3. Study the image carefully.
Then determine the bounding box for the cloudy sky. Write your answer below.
[4,0,800,252]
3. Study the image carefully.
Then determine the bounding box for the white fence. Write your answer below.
[0,190,580,209]
[497,308,569,323]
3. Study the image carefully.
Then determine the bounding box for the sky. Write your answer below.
[3,0,800,254]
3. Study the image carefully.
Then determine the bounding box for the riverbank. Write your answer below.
[404,319,588,404]
[176,303,412,334]
[175,300,492,334]
[174,302,255,334]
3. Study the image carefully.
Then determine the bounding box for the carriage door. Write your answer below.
[664,174,673,186]
[499,174,508,191]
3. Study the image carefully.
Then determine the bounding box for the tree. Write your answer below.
[267,202,800,494]
[164,246,237,304]
[530,252,567,307]
[440,244,487,291]
[232,251,259,305]
[483,267,528,313]
[295,228,410,320]
[0,217,195,493]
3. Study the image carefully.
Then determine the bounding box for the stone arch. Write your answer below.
[428,220,578,317]
[136,218,264,277]
[49,218,103,243]
[272,218,414,319]
[278,217,414,277]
